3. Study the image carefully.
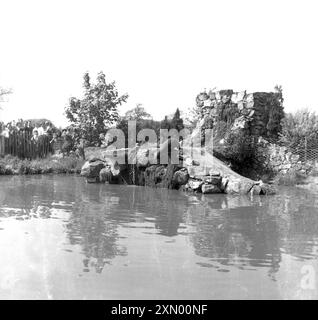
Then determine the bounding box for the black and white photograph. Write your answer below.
[0,0,318,303]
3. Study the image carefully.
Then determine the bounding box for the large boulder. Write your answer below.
[80,159,105,182]
[224,178,255,194]
[144,165,167,188]
[250,184,262,195]
[99,166,113,183]
[202,184,222,194]
[172,168,189,188]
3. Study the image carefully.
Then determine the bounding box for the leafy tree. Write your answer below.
[26,118,55,127]
[117,104,160,144]
[65,72,128,144]
[124,104,152,121]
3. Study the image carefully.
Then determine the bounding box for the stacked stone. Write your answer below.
[185,170,226,194]
[258,144,311,175]
[195,89,281,138]
[182,168,275,195]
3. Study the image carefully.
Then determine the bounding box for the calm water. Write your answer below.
[0,175,318,299]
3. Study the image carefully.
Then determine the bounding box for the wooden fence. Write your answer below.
[0,131,56,159]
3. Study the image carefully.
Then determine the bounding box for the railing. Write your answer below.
[0,131,56,159]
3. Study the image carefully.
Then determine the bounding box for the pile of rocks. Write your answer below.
[182,163,275,195]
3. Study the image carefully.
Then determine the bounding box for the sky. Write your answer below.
[0,0,318,127]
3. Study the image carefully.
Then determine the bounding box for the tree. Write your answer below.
[124,104,152,122]
[65,72,128,144]
[171,108,184,131]
[266,85,285,139]
[117,104,160,144]
[160,109,184,131]
[160,115,171,130]
[26,118,55,127]
[184,104,201,130]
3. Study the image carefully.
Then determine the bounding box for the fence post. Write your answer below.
[0,135,4,156]
[305,136,308,162]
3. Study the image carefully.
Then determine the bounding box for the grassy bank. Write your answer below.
[0,155,85,175]
[272,165,318,186]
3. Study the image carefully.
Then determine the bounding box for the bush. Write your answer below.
[222,130,256,164]
[279,109,318,149]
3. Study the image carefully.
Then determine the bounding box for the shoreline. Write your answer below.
[0,154,85,175]
[1,153,314,193]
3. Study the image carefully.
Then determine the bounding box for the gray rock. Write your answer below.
[99,166,113,183]
[208,175,222,185]
[250,185,262,195]
[220,177,229,191]
[224,180,241,194]
[225,179,255,194]
[188,179,203,191]
[172,168,189,188]
[260,183,276,195]
[202,184,222,194]
[81,160,105,180]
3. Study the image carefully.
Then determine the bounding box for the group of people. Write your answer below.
[0,119,84,159]
[0,119,53,139]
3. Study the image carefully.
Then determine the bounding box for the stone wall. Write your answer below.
[256,142,313,176]
[196,89,284,140]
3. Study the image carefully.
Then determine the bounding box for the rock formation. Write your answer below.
[80,145,276,195]
[80,89,282,195]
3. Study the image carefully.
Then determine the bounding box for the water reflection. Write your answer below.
[1,175,318,280]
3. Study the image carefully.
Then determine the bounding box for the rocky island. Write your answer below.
[80,89,287,195]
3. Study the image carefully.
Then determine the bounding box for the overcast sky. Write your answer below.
[0,0,317,126]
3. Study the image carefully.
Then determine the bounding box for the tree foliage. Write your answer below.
[160,108,184,131]
[117,104,160,144]
[124,104,152,121]
[65,72,128,144]
[279,108,318,149]
[222,130,255,164]
[266,85,285,139]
